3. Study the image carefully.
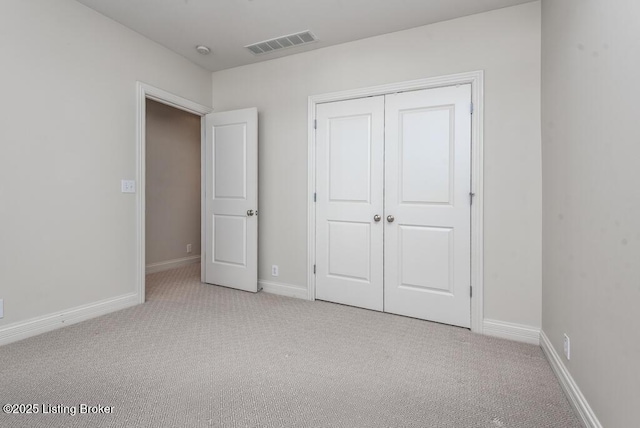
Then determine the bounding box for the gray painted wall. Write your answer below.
[212,2,542,328]
[0,0,211,327]
[145,100,201,266]
[541,1,640,426]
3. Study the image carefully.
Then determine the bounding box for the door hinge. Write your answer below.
[313,264,316,274]
[470,102,474,115]
[470,286,473,298]
[314,119,317,129]
[469,192,475,205]
[313,192,317,202]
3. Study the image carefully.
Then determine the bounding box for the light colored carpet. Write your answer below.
[0,264,581,428]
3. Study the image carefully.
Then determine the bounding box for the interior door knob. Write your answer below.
[247,210,255,217]
[387,215,395,223]
[373,214,381,222]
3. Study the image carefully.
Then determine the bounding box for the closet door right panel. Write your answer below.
[384,85,472,328]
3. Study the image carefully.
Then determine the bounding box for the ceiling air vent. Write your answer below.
[245,30,317,55]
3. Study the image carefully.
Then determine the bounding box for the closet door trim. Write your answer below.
[307,70,485,334]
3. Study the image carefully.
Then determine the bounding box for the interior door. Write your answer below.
[204,108,258,292]
[315,96,385,310]
[384,85,472,327]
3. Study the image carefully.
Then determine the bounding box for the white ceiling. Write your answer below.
[75,0,536,72]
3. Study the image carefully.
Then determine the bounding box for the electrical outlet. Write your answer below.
[186,244,192,253]
[0,299,4,319]
[271,265,279,277]
[563,334,571,360]
[121,180,136,193]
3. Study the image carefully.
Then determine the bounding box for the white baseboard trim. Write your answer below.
[146,255,200,274]
[259,280,308,300]
[540,331,602,428]
[0,293,139,347]
[483,319,540,345]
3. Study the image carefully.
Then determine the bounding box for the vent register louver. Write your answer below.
[245,30,317,55]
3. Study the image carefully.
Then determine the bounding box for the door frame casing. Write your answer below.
[135,82,213,304]
[306,71,485,333]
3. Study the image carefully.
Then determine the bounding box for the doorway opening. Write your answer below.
[145,99,202,280]
[135,83,212,304]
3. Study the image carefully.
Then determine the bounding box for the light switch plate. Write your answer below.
[121,180,136,193]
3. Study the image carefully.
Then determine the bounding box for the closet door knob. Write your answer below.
[387,215,395,223]
[373,215,381,222]
[247,210,255,217]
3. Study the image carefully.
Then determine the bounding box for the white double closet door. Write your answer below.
[315,85,472,328]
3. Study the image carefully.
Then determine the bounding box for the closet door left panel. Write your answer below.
[315,97,385,311]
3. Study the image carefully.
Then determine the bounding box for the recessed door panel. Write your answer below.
[214,123,246,200]
[400,107,453,205]
[213,215,246,266]
[315,96,384,311]
[399,225,453,293]
[329,115,371,203]
[328,221,371,282]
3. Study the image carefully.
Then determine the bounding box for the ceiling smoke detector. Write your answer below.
[245,30,317,55]
[195,45,211,55]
